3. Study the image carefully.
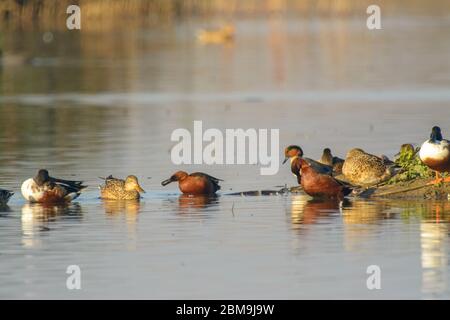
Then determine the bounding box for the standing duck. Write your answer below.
[318,148,345,174]
[0,188,14,205]
[161,171,222,195]
[21,169,86,203]
[292,157,352,200]
[283,145,333,180]
[419,126,450,184]
[342,148,398,186]
[99,175,145,200]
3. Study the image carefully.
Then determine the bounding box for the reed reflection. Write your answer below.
[21,203,82,248]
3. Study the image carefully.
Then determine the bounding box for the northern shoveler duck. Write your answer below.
[21,169,87,203]
[161,171,222,195]
[283,145,333,181]
[99,175,145,200]
[196,24,235,44]
[292,157,352,200]
[318,148,345,174]
[342,148,398,186]
[0,188,14,205]
[419,126,450,184]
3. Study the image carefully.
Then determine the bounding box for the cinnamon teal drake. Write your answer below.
[419,126,450,184]
[292,157,352,200]
[318,148,345,174]
[99,175,145,200]
[161,171,222,195]
[21,169,87,203]
[283,145,333,179]
[342,148,398,186]
[0,188,13,205]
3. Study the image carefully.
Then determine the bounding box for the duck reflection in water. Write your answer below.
[21,203,83,248]
[176,194,220,214]
[290,195,345,228]
[102,199,142,223]
[420,202,450,297]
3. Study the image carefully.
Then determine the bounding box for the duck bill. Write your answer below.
[137,185,146,193]
[282,157,289,164]
[161,178,173,186]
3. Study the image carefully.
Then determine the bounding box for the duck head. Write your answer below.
[161,171,189,186]
[430,126,443,142]
[283,145,304,164]
[125,175,145,193]
[34,169,50,186]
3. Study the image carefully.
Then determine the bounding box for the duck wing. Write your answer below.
[50,176,87,193]
[303,157,333,175]
[190,172,223,183]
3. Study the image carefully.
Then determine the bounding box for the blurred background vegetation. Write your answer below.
[1,0,450,30]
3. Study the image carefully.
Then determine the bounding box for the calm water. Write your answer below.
[1,16,450,299]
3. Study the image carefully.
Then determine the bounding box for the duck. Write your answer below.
[283,145,333,182]
[394,143,417,161]
[21,169,87,203]
[196,24,235,44]
[99,175,145,200]
[342,148,398,186]
[318,148,345,174]
[291,157,352,200]
[419,126,450,184]
[0,188,14,205]
[161,171,222,195]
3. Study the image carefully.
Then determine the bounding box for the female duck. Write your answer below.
[21,169,86,203]
[318,148,345,174]
[419,126,450,184]
[161,171,222,195]
[0,188,13,205]
[342,148,397,186]
[100,175,145,200]
[292,158,352,200]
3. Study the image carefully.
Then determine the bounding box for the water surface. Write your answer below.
[1,16,450,299]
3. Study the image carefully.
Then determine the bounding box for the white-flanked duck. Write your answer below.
[21,169,87,203]
[419,126,450,184]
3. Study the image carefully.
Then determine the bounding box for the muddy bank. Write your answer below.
[361,179,450,200]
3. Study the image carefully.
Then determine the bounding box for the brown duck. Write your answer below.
[292,157,352,200]
[161,171,222,195]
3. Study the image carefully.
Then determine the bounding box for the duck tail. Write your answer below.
[52,177,87,193]
[0,190,14,202]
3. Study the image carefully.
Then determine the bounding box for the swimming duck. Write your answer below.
[99,175,145,200]
[21,169,87,203]
[283,145,333,181]
[292,157,352,200]
[419,126,450,184]
[318,148,345,174]
[0,188,13,204]
[196,24,235,44]
[342,148,398,186]
[161,171,222,195]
